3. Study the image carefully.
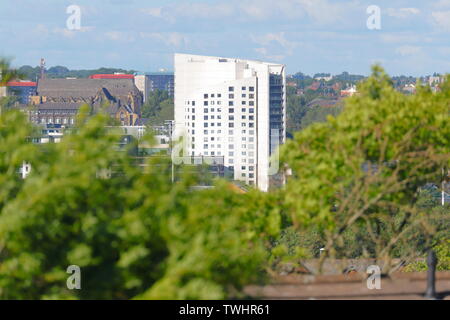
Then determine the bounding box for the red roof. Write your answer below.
[89,74,134,80]
[7,81,37,87]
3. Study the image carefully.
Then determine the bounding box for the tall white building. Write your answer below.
[174,53,286,191]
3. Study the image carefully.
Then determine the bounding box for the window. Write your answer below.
[217,123,221,127]
[249,173,254,179]
[204,94,208,99]
[229,101,234,106]
[242,94,246,98]
[204,123,208,127]
[249,101,254,106]
[204,108,208,113]
[249,130,255,135]
[229,159,234,164]
[249,108,254,113]
[229,108,234,113]
[229,94,234,99]
[204,116,208,120]
[242,101,246,105]
[204,130,208,134]
[241,166,246,170]
[249,94,255,99]
[192,123,195,127]
[249,123,254,128]
[211,94,215,98]
[229,115,234,120]
[192,115,196,120]
[249,144,255,149]
[249,166,254,171]
[229,86,234,92]
[204,137,208,142]
[204,144,209,149]
[229,152,234,156]
[242,115,246,119]
[204,101,208,106]
[228,144,234,149]
[242,86,246,90]
[249,115,254,121]
[241,173,246,177]
[218,94,222,98]
[192,101,196,106]
[229,123,234,128]
[242,108,246,112]
[249,86,255,92]
[228,130,234,135]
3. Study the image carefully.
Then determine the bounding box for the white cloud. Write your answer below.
[140,32,188,47]
[251,32,297,54]
[53,26,94,38]
[140,0,355,25]
[386,8,420,19]
[432,11,450,31]
[395,45,422,56]
[140,7,162,18]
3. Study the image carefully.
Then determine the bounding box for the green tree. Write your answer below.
[141,90,174,125]
[280,66,450,273]
[0,107,279,299]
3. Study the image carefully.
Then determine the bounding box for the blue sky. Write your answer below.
[1,0,450,76]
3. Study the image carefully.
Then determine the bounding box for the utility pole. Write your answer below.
[424,249,438,299]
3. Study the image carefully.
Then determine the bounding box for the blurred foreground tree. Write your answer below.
[0,107,280,299]
[281,66,450,273]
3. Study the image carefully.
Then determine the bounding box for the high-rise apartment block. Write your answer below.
[174,54,286,191]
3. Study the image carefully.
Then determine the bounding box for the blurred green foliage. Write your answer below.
[0,107,280,299]
[281,66,450,272]
[0,64,448,299]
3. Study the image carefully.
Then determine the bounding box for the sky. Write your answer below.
[1,0,450,76]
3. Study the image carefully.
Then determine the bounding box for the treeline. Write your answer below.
[17,65,137,81]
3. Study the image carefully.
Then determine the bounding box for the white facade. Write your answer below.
[134,75,149,102]
[174,53,286,191]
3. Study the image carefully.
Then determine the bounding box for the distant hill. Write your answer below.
[18,65,137,81]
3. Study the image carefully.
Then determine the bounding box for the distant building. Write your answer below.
[428,75,444,87]
[134,74,149,102]
[147,72,174,97]
[402,83,416,94]
[6,81,37,104]
[340,85,357,97]
[26,78,142,126]
[89,73,135,80]
[314,74,333,82]
[174,53,286,191]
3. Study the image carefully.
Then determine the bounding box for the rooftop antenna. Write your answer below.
[40,58,46,80]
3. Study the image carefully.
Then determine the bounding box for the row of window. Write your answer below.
[228,86,255,92]
[39,118,74,125]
